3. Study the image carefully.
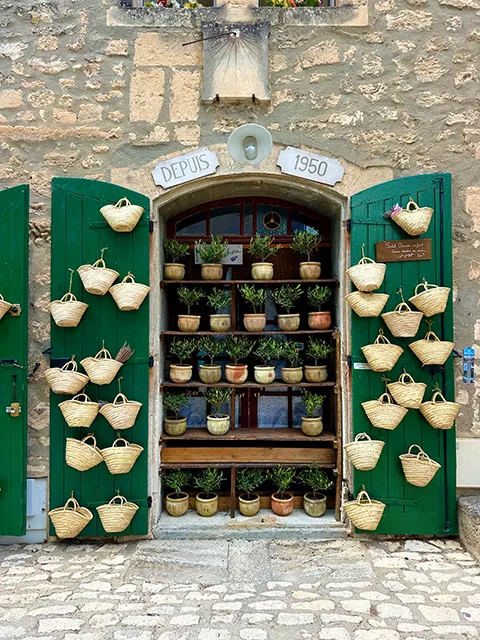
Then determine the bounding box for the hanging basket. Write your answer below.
[80,348,122,385]
[362,392,408,430]
[399,444,441,487]
[346,256,386,293]
[101,438,144,475]
[381,302,423,338]
[408,282,450,317]
[409,331,454,366]
[345,291,389,318]
[58,393,99,428]
[45,358,89,395]
[344,490,386,531]
[77,259,119,296]
[65,435,103,471]
[49,292,88,328]
[390,200,433,236]
[387,373,427,409]
[48,497,93,539]
[420,391,460,430]
[109,274,150,312]
[361,333,404,372]
[99,393,142,430]
[100,198,144,233]
[96,495,139,533]
[0,294,13,320]
[344,433,385,471]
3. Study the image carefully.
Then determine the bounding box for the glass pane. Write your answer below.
[176,211,207,236]
[256,204,288,236]
[258,390,288,428]
[210,204,241,235]
[183,396,205,428]
[244,203,253,235]
[292,211,321,234]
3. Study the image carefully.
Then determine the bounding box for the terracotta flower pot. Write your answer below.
[199,364,222,384]
[202,264,223,280]
[226,364,248,384]
[281,367,303,384]
[244,314,266,332]
[210,314,231,332]
[252,263,274,281]
[178,315,201,332]
[166,492,189,517]
[271,493,294,516]
[239,494,260,517]
[303,493,327,517]
[278,314,300,331]
[300,262,321,280]
[254,365,276,385]
[304,365,328,383]
[164,264,185,280]
[196,492,218,517]
[170,364,192,384]
[207,414,230,435]
[301,416,323,436]
[164,417,187,436]
[308,311,331,330]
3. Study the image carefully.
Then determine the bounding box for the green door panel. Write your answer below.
[350,174,456,535]
[0,185,29,536]
[50,178,150,537]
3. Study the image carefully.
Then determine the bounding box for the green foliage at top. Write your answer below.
[268,466,296,499]
[195,235,229,264]
[206,287,230,313]
[298,464,334,499]
[254,337,283,366]
[272,284,303,314]
[203,387,232,416]
[163,469,191,496]
[280,339,302,368]
[163,239,190,263]
[178,286,204,315]
[198,336,224,366]
[302,391,326,417]
[239,284,266,314]
[305,337,334,365]
[194,468,225,496]
[163,392,189,420]
[248,233,281,263]
[170,337,196,365]
[225,336,255,364]
[307,285,332,311]
[237,468,264,499]
[291,228,323,262]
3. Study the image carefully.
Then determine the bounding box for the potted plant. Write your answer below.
[207,287,231,332]
[177,286,204,332]
[301,390,325,436]
[198,336,224,384]
[307,285,332,329]
[291,228,323,280]
[225,336,255,384]
[248,233,281,281]
[299,464,333,517]
[163,239,190,281]
[163,392,189,436]
[253,337,282,385]
[203,387,232,435]
[194,468,225,517]
[268,465,296,516]
[305,337,334,382]
[195,235,229,281]
[272,284,303,331]
[239,284,266,332]
[237,468,264,517]
[163,469,191,517]
[169,337,196,383]
[280,339,303,384]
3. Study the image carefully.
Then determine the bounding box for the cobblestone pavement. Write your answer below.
[1,537,480,639]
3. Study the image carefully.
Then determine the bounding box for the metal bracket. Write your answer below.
[6,403,21,417]
[7,304,21,317]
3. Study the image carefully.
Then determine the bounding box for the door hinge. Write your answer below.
[149,219,154,233]
[347,355,352,368]
[149,356,154,368]
[147,496,152,508]
[346,219,352,232]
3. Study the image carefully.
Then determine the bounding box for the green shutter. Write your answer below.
[350,174,456,535]
[50,178,150,537]
[0,185,29,536]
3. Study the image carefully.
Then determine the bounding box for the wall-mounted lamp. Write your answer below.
[227,124,273,166]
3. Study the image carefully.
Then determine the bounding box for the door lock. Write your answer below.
[6,403,21,417]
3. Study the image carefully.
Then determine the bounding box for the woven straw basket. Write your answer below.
[81,348,122,385]
[391,200,433,236]
[420,391,460,430]
[344,433,385,471]
[346,291,389,318]
[387,373,426,409]
[49,292,88,328]
[45,358,89,395]
[346,256,386,293]
[344,490,386,531]
[362,392,408,430]
[101,438,144,475]
[99,393,142,430]
[0,294,13,320]
[400,444,441,487]
[109,274,150,311]
[59,393,99,428]
[100,198,144,233]
[361,333,404,372]
[97,495,139,533]
[78,259,119,296]
[409,282,450,317]
[66,435,103,471]
[381,302,423,338]
[409,331,454,366]
[48,497,93,539]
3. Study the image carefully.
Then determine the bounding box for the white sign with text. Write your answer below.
[195,244,243,266]
[277,147,344,186]
[152,148,219,189]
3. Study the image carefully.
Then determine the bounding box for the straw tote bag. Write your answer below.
[65,435,103,471]
[100,198,144,233]
[97,495,139,533]
[78,258,119,296]
[344,433,385,471]
[81,347,122,385]
[390,199,433,236]
[399,444,441,487]
[387,372,426,409]
[101,438,144,475]
[49,292,88,328]
[346,255,386,292]
[345,291,389,318]
[109,274,150,311]
[99,393,142,430]
[48,496,93,539]
[59,393,99,428]
[45,357,89,395]
[420,390,460,430]
[344,490,386,531]
[409,282,450,317]
[409,331,454,366]
[0,293,13,320]
[361,333,404,372]
[381,302,423,338]
[362,392,408,430]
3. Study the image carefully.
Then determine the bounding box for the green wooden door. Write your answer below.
[50,178,151,537]
[349,174,456,535]
[0,185,29,536]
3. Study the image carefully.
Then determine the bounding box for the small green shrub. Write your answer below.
[237,468,264,500]
[207,287,230,313]
[306,337,334,365]
[254,337,282,366]
[268,466,296,499]
[239,284,266,314]
[299,464,333,499]
[248,233,281,262]
[195,235,229,264]
[281,339,302,368]
[203,387,232,417]
[170,337,196,364]
[225,336,255,364]
[163,239,190,263]
[302,391,325,417]
[307,285,332,311]
[198,336,224,365]
[291,229,323,262]
[178,286,204,315]
[163,469,191,497]
[163,392,189,420]
[194,468,225,497]
[271,284,303,314]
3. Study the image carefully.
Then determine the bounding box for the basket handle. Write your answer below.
[354,432,372,442]
[414,281,438,295]
[81,435,97,446]
[94,347,113,360]
[424,331,440,342]
[59,292,77,303]
[114,198,131,209]
[72,393,91,403]
[405,199,419,212]
[108,495,127,505]
[121,273,136,284]
[356,490,372,505]
[63,497,80,511]
[407,444,431,462]
[398,372,415,385]
[61,359,78,372]
[431,391,447,404]
[357,256,376,265]
[394,302,412,314]
[112,438,130,448]
[0,294,3,301]
[378,392,393,405]
[113,393,129,405]
[374,333,391,345]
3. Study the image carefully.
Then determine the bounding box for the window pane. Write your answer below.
[256,204,287,236]
[292,211,321,234]
[210,205,241,235]
[244,203,253,235]
[258,391,288,428]
[183,396,205,428]
[176,211,207,236]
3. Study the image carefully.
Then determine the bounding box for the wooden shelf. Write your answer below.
[162,279,338,286]
[161,444,336,465]
[162,330,336,336]
[161,380,336,389]
[160,462,337,469]
[161,428,337,442]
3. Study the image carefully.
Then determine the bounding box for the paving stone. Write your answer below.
[277,612,315,625]
[239,630,267,640]
[319,630,351,640]
[377,603,413,619]
[170,614,200,625]
[418,604,460,622]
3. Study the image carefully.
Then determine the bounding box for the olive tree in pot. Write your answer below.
[239,284,267,332]
[207,287,231,332]
[163,239,190,281]
[280,339,303,384]
[203,387,232,435]
[163,469,191,517]
[271,284,303,331]
[253,337,282,385]
[237,468,264,517]
[301,391,326,436]
[305,337,334,382]
[195,235,229,281]
[307,285,332,330]
[169,337,196,383]
[299,464,334,517]
[291,228,323,280]
[194,468,225,517]
[225,336,255,384]
[177,286,204,332]
[248,233,281,281]
[269,466,296,516]
[163,392,189,436]
[198,336,224,384]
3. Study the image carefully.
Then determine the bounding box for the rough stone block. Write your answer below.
[170,70,200,122]
[0,90,23,109]
[130,69,165,124]
[134,32,202,67]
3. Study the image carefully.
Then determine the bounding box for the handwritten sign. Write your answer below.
[376,239,432,263]
[152,148,219,189]
[277,147,344,186]
[195,244,243,266]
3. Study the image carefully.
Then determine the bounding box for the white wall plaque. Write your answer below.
[353,362,372,370]
[277,147,344,186]
[195,244,243,266]
[152,148,219,189]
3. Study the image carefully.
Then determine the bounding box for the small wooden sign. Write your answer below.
[376,238,432,263]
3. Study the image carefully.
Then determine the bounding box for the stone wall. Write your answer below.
[0,0,479,482]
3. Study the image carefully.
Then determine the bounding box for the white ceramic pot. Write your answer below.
[252,263,274,280]
[254,365,276,385]
[206,414,230,435]
[210,314,231,332]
